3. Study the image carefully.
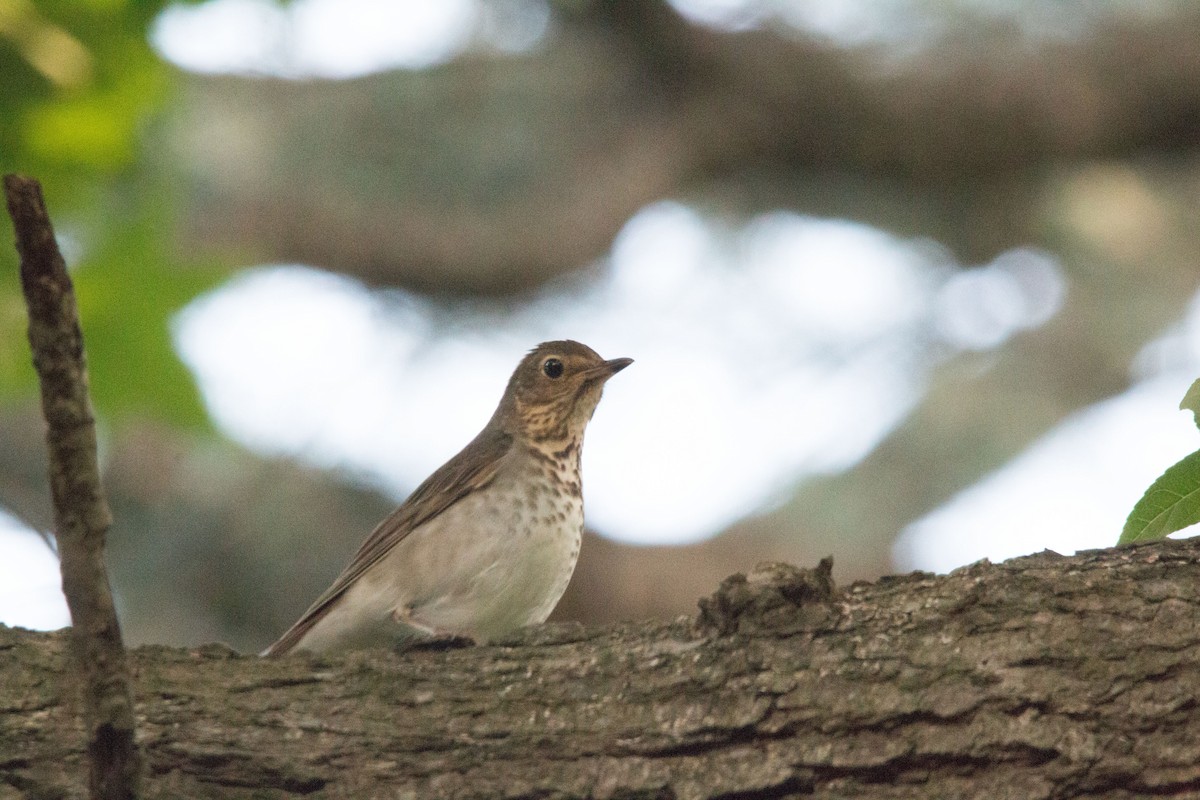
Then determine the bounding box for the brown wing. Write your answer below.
[265,429,513,655]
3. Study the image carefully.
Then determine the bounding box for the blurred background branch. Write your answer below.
[177,2,1200,292]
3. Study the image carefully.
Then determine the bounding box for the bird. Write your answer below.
[264,340,632,656]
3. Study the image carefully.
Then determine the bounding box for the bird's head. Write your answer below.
[498,340,632,444]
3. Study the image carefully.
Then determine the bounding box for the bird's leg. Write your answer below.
[391,606,476,651]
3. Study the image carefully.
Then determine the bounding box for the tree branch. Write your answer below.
[4,174,141,800]
[3,538,1199,797]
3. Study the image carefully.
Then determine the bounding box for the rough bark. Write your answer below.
[4,175,141,799]
[4,538,1200,799]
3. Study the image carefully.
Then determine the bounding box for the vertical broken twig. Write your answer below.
[4,174,141,800]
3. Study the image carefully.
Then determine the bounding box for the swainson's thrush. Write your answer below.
[265,340,631,655]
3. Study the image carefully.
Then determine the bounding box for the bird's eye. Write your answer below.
[542,358,564,379]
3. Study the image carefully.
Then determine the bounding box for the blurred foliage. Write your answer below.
[0,0,226,428]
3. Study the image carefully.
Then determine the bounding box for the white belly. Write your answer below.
[419,470,583,638]
[300,466,583,650]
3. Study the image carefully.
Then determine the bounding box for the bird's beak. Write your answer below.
[582,357,633,383]
[604,357,633,375]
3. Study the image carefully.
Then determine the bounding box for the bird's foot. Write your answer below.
[402,633,476,652]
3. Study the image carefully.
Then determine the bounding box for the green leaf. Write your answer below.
[1180,378,1200,430]
[1120,449,1200,544]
